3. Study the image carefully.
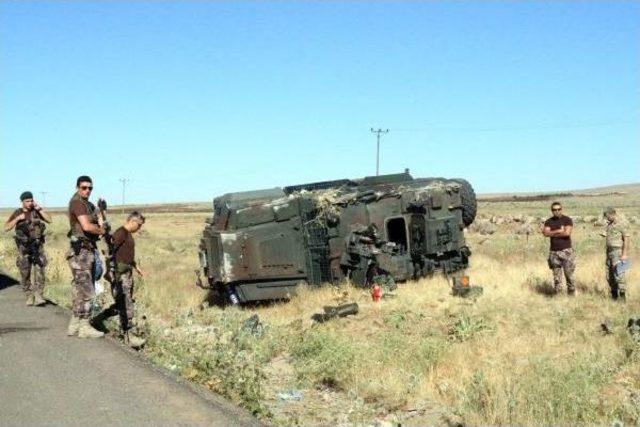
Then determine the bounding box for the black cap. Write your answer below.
[20,191,33,201]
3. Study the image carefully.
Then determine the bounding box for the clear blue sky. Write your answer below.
[1,1,639,207]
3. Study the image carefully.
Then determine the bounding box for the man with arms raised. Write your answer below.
[4,191,52,306]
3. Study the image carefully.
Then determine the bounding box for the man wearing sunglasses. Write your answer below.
[542,202,575,295]
[66,175,106,338]
[4,191,52,306]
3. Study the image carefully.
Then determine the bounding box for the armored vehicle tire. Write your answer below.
[450,178,477,227]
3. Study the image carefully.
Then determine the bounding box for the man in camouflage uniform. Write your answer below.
[111,211,146,347]
[66,176,106,338]
[542,201,575,295]
[3,191,52,306]
[603,207,630,301]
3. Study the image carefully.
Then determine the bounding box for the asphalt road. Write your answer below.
[0,275,261,427]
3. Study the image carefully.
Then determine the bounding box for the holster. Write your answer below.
[116,262,133,275]
[70,239,83,256]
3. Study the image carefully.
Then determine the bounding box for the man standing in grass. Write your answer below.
[4,191,52,306]
[603,207,630,301]
[66,175,106,338]
[111,211,146,348]
[542,201,575,295]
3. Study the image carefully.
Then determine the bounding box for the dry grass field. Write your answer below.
[1,189,639,425]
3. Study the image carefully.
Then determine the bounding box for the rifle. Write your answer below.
[96,198,118,295]
[26,239,43,264]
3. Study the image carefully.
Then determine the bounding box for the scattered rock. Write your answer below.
[515,223,535,235]
[628,318,640,335]
[512,214,525,223]
[601,319,614,335]
[242,314,265,337]
[490,215,505,225]
[469,219,496,235]
[277,389,303,401]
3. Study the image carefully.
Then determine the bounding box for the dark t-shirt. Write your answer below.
[68,194,98,243]
[544,215,573,251]
[113,226,135,265]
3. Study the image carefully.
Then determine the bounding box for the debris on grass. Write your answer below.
[311,303,359,323]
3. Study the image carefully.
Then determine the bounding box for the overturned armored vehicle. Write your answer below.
[197,172,476,304]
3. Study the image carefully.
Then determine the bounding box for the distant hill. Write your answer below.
[478,183,640,202]
[2,183,639,213]
[570,183,640,195]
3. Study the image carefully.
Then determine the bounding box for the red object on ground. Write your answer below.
[371,284,382,302]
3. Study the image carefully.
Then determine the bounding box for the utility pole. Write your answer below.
[38,191,48,206]
[119,178,129,214]
[370,128,389,176]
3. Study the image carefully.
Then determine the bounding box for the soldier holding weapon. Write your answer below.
[4,191,52,306]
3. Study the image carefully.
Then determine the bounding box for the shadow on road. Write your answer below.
[0,273,19,291]
[0,323,49,336]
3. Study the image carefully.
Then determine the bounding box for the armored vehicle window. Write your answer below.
[386,217,408,251]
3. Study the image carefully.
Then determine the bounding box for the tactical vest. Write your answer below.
[13,209,46,245]
[68,194,100,245]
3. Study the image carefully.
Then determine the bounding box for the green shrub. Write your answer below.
[291,327,357,390]
[448,312,489,342]
[146,311,271,417]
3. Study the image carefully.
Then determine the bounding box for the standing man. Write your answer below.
[542,201,575,295]
[66,176,106,338]
[603,207,630,301]
[111,211,146,347]
[4,191,52,306]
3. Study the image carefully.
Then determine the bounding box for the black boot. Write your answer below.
[611,288,619,300]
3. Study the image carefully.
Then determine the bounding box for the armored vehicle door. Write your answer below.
[424,215,460,254]
[409,214,426,256]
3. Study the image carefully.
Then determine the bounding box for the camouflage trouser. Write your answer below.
[606,249,627,294]
[67,247,96,318]
[115,268,135,330]
[548,248,575,291]
[16,245,47,295]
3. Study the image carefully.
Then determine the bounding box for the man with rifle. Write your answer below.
[4,191,52,306]
[66,175,106,338]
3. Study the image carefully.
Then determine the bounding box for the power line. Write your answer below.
[119,178,129,214]
[391,117,639,134]
[370,128,389,176]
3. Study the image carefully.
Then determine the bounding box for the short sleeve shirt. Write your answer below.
[68,194,98,242]
[113,226,135,265]
[606,222,629,250]
[544,215,573,251]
